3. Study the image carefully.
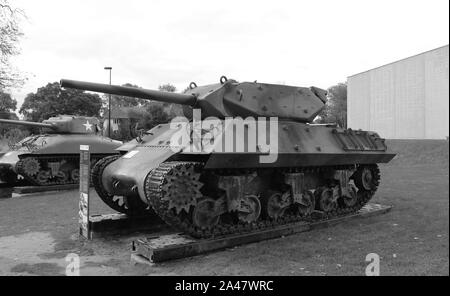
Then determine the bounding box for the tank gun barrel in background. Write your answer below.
[60,79,197,106]
[0,119,56,129]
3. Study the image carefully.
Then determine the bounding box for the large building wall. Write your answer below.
[348,45,449,139]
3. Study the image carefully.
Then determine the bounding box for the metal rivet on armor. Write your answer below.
[305,127,310,132]
[316,146,321,151]
[258,86,263,91]
[304,109,308,113]
[262,106,268,111]
[294,145,300,151]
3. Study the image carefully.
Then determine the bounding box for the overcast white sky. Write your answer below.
[9,0,450,108]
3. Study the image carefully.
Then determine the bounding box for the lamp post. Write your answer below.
[104,67,112,137]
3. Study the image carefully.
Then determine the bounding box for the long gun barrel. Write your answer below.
[0,119,56,129]
[60,79,197,106]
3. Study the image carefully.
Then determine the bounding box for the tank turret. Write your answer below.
[0,115,100,134]
[60,77,328,122]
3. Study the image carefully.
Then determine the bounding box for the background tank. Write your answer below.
[61,77,395,236]
[0,115,122,186]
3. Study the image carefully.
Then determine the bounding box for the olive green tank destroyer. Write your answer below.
[61,76,395,238]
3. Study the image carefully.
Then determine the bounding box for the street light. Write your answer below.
[104,67,112,137]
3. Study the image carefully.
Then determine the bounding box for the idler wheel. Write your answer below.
[192,197,220,229]
[316,187,337,213]
[237,195,261,223]
[354,166,376,191]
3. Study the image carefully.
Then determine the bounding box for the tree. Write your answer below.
[0,0,25,89]
[103,82,179,111]
[107,83,148,108]
[134,104,169,131]
[130,83,183,132]
[0,90,19,135]
[0,91,22,138]
[315,82,347,128]
[158,83,176,93]
[158,83,184,118]
[107,83,186,140]
[19,82,102,122]
[0,90,17,112]
[100,83,149,119]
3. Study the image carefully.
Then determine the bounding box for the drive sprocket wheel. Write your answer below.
[160,163,203,214]
[145,161,208,236]
[20,157,40,176]
[91,155,151,216]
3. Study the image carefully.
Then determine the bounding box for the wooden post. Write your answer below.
[79,145,91,239]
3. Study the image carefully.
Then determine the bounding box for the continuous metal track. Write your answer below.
[145,161,380,239]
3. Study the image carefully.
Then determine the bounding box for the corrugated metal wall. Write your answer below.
[348,45,449,139]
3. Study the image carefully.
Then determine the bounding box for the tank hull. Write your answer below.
[97,120,395,206]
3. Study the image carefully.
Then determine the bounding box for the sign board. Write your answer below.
[79,145,91,239]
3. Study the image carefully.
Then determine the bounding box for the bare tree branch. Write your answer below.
[0,0,26,89]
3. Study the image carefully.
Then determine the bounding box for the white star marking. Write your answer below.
[83,120,93,131]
